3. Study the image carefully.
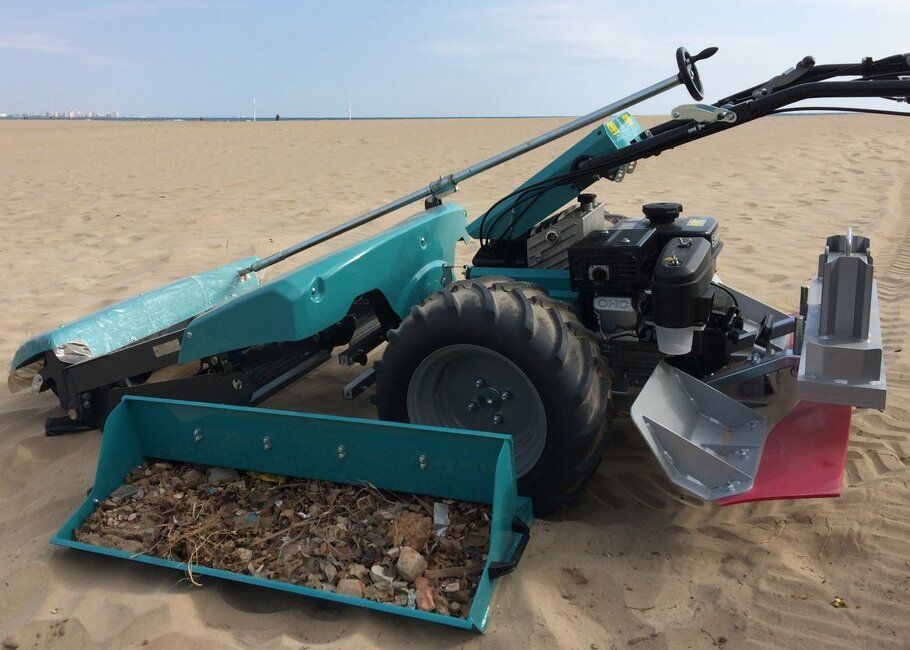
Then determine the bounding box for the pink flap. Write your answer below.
[718,401,852,506]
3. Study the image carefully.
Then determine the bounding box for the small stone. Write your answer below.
[370,564,394,585]
[109,484,140,501]
[386,547,400,560]
[126,513,137,522]
[2,635,20,649]
[324,563,338,583]
[206,467,240,484]
[450,601,461,615]
[236,548,253,563]
[183,469,204,488]
[414,576,435,612]
[390,511,433,550]
[396,546,428,582]
[336,579,364,598]
[348,563,368,579]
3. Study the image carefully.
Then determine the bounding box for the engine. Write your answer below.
[564,201,748,388]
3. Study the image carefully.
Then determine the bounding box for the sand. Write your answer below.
[0,115,908,648]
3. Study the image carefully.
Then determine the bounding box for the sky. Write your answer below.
[1,0,908,117]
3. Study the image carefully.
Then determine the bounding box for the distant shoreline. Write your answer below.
[0,113,849,122]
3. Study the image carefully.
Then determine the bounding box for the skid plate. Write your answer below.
[630,361,768,501]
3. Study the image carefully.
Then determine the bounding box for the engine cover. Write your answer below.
[652,236,716,354]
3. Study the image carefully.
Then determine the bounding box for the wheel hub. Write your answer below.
[406,344,547,478]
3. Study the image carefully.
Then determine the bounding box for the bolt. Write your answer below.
[193,428,203,443]
[717,111,727,120]
[232,378,243,390]
[466,401,477,412]
[262,436,272,451]
[209,356,220,365]
[492,414,503,425]
[750,420,759,430]
[418,454,429,470]
[419,236,427,246]
[672,111,680,118]
[500,391,511,400]
[186,331,193,339]
[310,286,318,295]
[474,378,485,388]
[67,408,78,421]
[337,445,346,460]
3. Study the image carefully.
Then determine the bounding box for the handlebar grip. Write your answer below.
[691,46,719,63]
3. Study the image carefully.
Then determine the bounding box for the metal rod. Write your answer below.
[243,74,681,275]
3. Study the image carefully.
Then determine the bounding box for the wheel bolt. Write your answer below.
[492,414,503,425]
[474,378,485,388]
[466,401,477,412]
[500,390,511,400]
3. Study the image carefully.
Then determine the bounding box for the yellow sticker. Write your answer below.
[621,113,634,126]
[686,218,707,226]
[607,122,620,136]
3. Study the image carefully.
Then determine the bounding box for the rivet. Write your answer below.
[418,454,429,470]
[337,445,346,460]
[500,391,511,400]
[466,402,477,412]
[492,414,503,425]
[193,428,203,443]
[263,436,272,451]
[186,331,193,339]
[474,378,485,388]
[232,378,243,390]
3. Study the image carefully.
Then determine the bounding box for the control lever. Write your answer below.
[677,46,718,100]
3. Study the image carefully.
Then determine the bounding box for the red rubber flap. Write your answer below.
[718,401,852,506]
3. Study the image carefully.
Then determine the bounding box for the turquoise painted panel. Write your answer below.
[466,114,644,242]
[52,396,532,632]
[468,266,578,307]
[10,257,261,370]
[179,204,467,363]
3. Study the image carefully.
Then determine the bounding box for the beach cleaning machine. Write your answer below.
[9,46,910,628]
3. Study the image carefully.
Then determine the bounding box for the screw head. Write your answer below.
[193,428,203,442]
[418,454,429,470]
[474,378,485,388]
[492,414,503,425]
[337,445,346,460]
[263,436,272,451]
[466,401,477,412]
[232,378,243,390]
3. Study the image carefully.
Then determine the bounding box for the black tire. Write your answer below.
[374,277,610,513]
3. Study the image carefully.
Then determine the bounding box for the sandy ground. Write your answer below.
[0,115,909,648]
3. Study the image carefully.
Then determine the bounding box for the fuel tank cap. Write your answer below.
[643,202,682,226]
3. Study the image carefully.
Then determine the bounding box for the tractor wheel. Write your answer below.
[374,277,610,513]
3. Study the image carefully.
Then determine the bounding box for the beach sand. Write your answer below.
[1,115,908,648]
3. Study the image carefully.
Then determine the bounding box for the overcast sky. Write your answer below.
[1,0,908,117]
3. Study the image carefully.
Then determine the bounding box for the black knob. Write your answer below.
[643,202,682,226]
[578,193,597,208]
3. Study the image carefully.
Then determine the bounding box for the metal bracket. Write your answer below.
[343,367,377,400]
[671,103,737,124]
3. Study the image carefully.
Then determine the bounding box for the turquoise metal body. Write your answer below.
[465,114,643,242]
[468,266,577,307]
[179,203,468,362]
[52,396,532,632]
[10,257,261,370]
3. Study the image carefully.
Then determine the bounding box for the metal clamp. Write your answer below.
[671,103,737,124]
[429,175,458,200]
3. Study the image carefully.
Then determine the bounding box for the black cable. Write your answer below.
[770,106,910,117]
[711,282,739,309]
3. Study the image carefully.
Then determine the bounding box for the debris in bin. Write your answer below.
[73,461,492,618]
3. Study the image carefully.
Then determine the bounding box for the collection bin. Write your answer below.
[53,396,532,632]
